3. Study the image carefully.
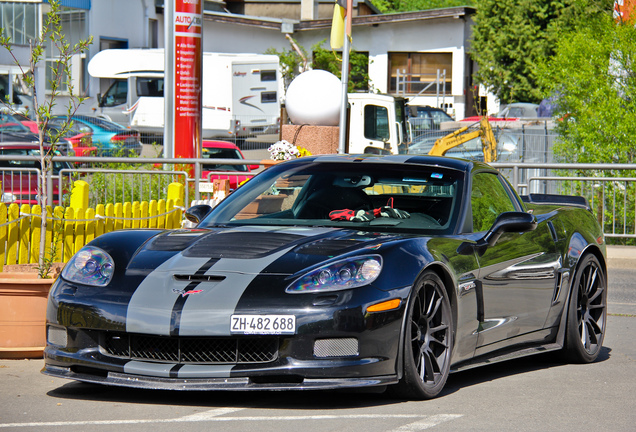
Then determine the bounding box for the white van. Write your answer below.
[88,49,281,141]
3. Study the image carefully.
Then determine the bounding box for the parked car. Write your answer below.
[0,143,73,205]
[408,130,520,162]
[201,140,258,189]
[497,102,539,118]
[46,122,96,157]
[407,105,454,130]
[43,155,606,400]
[12,112,38,133]
[0,113,75,155]
[0,112,39,143]
[49,115,142,156]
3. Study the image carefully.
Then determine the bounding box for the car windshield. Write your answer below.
[70,116,125,131]
[202,147,248,172]
[201,160,463,234]
[0,113,30,132]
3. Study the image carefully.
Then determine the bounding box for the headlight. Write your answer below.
[286,255,382,294]
[61,246,115,287]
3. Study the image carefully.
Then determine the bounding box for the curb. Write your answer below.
[606,246,636,260]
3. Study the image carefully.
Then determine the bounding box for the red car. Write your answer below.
[0,143,72,205]
[201,140,259,189]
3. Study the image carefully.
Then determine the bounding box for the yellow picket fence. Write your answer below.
[0,198,184,271]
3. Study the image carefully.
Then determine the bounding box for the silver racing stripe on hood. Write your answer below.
[178,247,292,336]
[126,254,212,335]
[126,245,294,336]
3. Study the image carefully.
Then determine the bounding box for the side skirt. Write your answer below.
[450,341,562,373]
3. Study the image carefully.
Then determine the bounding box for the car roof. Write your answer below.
[0,142,52,150]
[202,140,240,150]
[52,115,130,131]
[299,153,482,172]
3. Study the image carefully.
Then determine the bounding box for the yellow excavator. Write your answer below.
[427,116,498,163]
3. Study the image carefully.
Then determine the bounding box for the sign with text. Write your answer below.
[171,0,202,159]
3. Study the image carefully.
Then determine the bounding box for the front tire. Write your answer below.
[563,254,607,363]
[390,271,453,399]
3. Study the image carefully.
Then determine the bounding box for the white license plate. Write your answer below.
[230,315,296,335]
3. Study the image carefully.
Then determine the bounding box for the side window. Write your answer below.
[363,104,390,141]
[471,172,516,232]
[137,78,164,97]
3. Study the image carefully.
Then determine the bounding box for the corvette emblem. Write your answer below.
[172,288,204,297]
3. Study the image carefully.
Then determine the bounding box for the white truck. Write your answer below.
[87,49,281,141]
[347,93,410,154]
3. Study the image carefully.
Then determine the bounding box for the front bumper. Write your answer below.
[42,361,398,391]
[44,273,411,391]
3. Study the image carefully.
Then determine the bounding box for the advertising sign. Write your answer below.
[169,0,202,159]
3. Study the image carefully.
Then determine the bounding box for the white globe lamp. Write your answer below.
[285,70,341,126]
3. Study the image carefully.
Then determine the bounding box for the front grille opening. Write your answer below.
[71,365,109,378]
[250,375,304,385]
[102,332,279,365]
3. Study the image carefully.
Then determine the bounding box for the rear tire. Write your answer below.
[563,254,607,363]
[390,271,453,399]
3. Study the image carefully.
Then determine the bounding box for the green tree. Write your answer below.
[268,39,371,92]
[537,13,636,164]
[537,13,636,245]
[265,37,309,88]
[312,40,371,92]
[470,0,612,104]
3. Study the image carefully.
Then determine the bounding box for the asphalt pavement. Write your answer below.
[0,246,633,431]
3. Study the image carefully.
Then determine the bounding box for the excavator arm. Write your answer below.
[428,117,498,163]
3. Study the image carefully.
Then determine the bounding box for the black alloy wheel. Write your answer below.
[563,253,607,363]
[391,271,453,399]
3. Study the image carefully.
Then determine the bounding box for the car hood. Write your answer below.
[126,225,402,277]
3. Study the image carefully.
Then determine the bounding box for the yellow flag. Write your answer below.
[330,3,346,49]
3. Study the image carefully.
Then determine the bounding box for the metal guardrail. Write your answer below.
[1,155,635,240]
[492,162,636,240]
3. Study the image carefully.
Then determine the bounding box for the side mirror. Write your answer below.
[248,164,260,171]
[457,211,537,256]
[482,211,537,247]
[96,93,102,106]
[184,204,212,224]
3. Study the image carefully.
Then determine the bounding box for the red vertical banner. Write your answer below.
[173,0,202,159]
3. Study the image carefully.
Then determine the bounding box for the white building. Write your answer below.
[1,1,487,119]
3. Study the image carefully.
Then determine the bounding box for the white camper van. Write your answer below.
[88,49,281,141]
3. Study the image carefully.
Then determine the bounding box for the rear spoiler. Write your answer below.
[521,194,590,211]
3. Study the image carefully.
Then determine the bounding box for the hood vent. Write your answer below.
[183,231,304,259]
[294,239,362,256]
[173,274,226,282]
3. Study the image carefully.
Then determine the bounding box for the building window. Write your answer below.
[0,2,39,45]
[389,53,452,95]
[44,7,89,95]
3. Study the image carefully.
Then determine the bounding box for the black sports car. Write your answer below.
[43,155,608,399]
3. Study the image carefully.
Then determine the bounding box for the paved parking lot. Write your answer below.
[0,250,634,431]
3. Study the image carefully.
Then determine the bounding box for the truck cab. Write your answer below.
[347,93,410,155]
[94,74,164,132]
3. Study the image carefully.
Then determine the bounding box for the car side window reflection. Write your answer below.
[471,172,516,232]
